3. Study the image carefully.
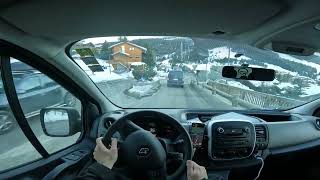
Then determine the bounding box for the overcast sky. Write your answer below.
[83,36,165,44]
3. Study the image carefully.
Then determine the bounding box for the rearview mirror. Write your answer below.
[222,65,275,81]
[40,107,81,137]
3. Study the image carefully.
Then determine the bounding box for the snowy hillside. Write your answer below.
[206,45,320,98]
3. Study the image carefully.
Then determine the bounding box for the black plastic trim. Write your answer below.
[0,56,49,157]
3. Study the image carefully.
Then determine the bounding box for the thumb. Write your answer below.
[111,138,118,151]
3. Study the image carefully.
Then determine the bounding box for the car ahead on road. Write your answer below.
[0,71,73,135]
[167,70,184,87]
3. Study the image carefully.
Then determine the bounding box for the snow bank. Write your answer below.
[90,71,123,82]
[128,85,153,95]
[227,81,253,91]
[250,79,279,87]
[157,71,168,77]
[127,80,161,98]
[119,71,134,79]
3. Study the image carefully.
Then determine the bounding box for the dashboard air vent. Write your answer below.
[199,114,213,122]
[254,125,268,149]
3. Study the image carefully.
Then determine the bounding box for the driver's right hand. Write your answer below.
[186,160,208,180]
[93,137,118,169]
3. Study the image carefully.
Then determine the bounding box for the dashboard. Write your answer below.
[95,109,320,179]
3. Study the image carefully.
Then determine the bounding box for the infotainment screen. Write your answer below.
[190,123,205,147]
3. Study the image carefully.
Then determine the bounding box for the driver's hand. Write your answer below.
[93,137,118,169]
[186,160,208,180]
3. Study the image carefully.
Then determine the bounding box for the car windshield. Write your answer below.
[70,36,320,110]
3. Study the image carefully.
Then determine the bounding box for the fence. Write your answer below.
[197,80,306,109]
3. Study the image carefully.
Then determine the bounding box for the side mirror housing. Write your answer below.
[40,107,81,137]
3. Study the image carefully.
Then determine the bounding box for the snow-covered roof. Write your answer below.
[109,42,147,52]
[111,51,130,56]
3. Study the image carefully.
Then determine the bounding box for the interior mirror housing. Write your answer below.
[222,65,275,81]
[40,107,81,137]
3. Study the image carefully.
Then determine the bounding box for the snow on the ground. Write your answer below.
[183,63,195,71]
[227,81,252,91]
[278,53,320,73]
[128,85,153,96]
[75,60,91,72]
[264,63,298,75]
[157,71,168,77]
[302,84,320,97]
[90,71,123,82]
[196,64,212,71]
[131,62,146,66]
[208,46,251,61]
[75,59,124,82]
[277,82,297,89]
[119,71,134,79]
[250,79,280,87]
[97,59,114,71]
[159,59,172,68]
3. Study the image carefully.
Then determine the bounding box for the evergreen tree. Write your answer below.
[142,45,156,68]
[118,36,128,42]
[99,41,113,60]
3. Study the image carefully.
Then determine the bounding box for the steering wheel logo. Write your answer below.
[138,147,150,156]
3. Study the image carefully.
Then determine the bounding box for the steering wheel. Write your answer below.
[102,110,193,180]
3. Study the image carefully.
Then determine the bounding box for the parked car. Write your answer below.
[0,72,72,135]
[167,70,184,88]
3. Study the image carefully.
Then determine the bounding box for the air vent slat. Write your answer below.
[255,125,267,140]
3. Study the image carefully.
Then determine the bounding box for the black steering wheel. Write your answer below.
[102,111,193,180]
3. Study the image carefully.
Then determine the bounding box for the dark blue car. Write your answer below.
[167,70,184,88]
[0,72,71,135]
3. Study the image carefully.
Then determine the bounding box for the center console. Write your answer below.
[208,120,256,160]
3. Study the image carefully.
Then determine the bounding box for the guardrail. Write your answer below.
[196,80,306,109]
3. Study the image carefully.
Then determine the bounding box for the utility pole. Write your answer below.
[180,42,183,61]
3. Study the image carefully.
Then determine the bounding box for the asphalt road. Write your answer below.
[131,83,233,109]
[0,116,41,155]
[100,73,234,109]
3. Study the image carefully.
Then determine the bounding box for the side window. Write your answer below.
[9,58,82,154]
[17,76,41,92]
[0,66,41,172]
[40,75,57,88]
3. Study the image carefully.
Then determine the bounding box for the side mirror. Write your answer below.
[40,107,81,137]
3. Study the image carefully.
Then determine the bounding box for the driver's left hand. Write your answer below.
[93,137,118,169]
